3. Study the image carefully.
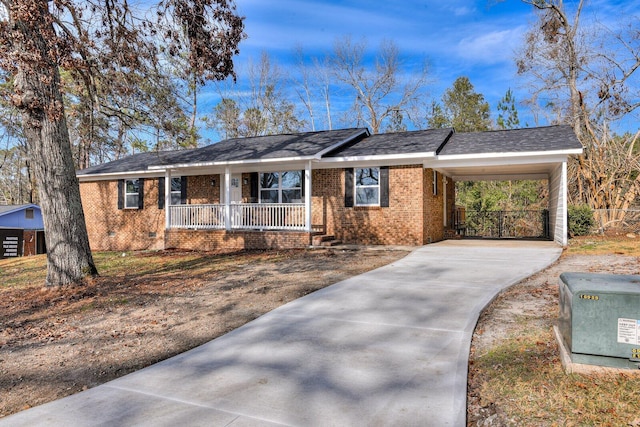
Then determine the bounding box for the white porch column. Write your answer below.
[224,167,231,231]
[549,160,568,246]
[442,175,448,227]
[305,161,312,231]
[560,161,568,246]
[164,170,172,229]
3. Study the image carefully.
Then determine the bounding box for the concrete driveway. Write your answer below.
[1,240,561,427]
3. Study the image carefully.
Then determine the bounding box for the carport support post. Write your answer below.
[560,161,568,246]
[305,161,312,231]
[224,167,231,231]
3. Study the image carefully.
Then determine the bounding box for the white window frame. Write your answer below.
[259,171,302,204]
[124,179,140,209]
[170,177,182,206]
[354,167,380,206]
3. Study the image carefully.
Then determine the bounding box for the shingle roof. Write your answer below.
[438,125,583,156]
[167,128,368,165]
[77,150,187,175]
[77,125,582,177]
[0,204,39,216]
[325,128,454,157]
[77,128,368,175]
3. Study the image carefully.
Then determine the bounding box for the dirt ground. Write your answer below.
[467,251,640,426]
[0,247,409,418]
[3,244,639,423]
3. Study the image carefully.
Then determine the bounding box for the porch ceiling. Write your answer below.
[428,152,576,181]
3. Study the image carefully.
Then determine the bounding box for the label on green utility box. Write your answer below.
[617,318,640,345]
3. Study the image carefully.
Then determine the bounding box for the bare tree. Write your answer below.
[292,47,336,131]
[518,0,640,219]
[208,52,305,138]
[330,37,429,134]
[0,0,244,287]
[292,46,317,131]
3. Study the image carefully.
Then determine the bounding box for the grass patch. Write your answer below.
[566,235,640,256]
[0,249,288,291]
[0,254,48,289]
[471,237,640,426]
[475,328,640,426]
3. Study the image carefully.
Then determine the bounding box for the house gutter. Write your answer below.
[434,147,583,162]
[77,170,165,182]
[316,152,437,169]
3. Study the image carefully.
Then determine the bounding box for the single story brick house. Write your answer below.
[77,125,582,252]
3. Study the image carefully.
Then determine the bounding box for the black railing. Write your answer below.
[462,210,550,239]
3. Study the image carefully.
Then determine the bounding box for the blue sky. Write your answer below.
[200,0,640,140]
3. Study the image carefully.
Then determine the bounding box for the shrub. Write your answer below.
[568,204,595,236]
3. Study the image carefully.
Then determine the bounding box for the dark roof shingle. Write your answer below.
[167,128,368,165]
[78,128,368,175]
[438,125,582,156]
[77,150,188,175]
[77,125,582,176]
[325,128,453,157]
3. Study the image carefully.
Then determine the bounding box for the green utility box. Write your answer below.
[559,272,640,369]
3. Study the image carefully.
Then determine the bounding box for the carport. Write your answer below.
[426,126,583,246]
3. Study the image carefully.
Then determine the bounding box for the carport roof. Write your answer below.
[439,125,582,156]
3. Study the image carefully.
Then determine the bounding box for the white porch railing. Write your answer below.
[230,203,306,230]
[168,203,307,231]
[169,204,225,229]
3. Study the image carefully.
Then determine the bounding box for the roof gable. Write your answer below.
[0,204,40,217]
[324,128,454,158]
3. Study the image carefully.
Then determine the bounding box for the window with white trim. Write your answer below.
[125,179,140,208]
[355,167,380,206]
[170,177,182,205]
[259,171,302,203]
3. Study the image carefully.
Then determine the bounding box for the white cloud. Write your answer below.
[453,6,474,16]
[456,26,526,65]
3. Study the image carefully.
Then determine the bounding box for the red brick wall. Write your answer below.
[312,165,443,246]
[446,177,456,228]
[422,169,444,243]
[186,175,220,204]
[80,179,166,251]
[165,229,311,251]
[183,173,253,203]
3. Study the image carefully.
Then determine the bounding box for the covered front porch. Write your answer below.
[159,160,319,237]
[168,203,309,231]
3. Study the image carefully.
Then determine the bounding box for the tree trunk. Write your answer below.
[11,1,98,287]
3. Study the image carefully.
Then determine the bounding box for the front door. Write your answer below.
[221,173,243,204]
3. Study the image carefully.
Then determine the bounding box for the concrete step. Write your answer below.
[312,234,337,246]
[320,239,342,247]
